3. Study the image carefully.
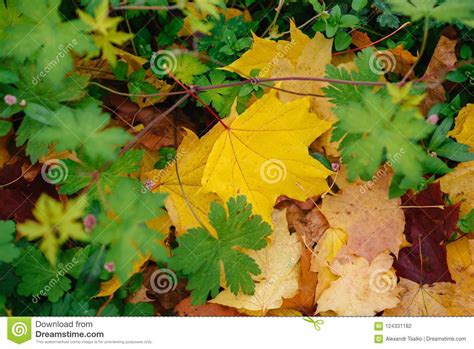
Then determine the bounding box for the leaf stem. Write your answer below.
[399,18,430,85]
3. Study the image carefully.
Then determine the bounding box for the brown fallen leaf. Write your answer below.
[104,94,195,151]
[350,30,417,77]
[316,252,401,316]
[175,297,241,316]
[275,197,328,246]
[321,168,405,261]
[281,240,318,314]
[420,33,458,115]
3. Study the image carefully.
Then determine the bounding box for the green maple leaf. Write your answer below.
[333,90,450,195]
[0,220,20,263]
[37,102,132,164]
[170,196,272,305]
[59,150,144,196]
[323,48,380,106]
[18,194,89,266]
[388,0,474,26]
[171,54,208,84]
[0,0,95,85]
[93,179,168,282]
[15,246,87,302]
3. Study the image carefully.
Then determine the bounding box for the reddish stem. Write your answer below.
[333,22,411,56]
[165,67,229,130]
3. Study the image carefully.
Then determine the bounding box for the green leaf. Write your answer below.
[388,0,474,26]
[0,120,11,136]
[0,220,20,263]
[352,0,368,11]
[334,91,450,193]
[0,0,95,85]
[335,31,352,51]
[170,196,272,305]
[0,67,18,83]
[459,209,474,233]
[37,102,132,164]
[196,70,239,117]
[323,48,380,106]
[59,150,144,196]
[172,54,209,84]
[15,247,78,302]
[123,302,155,316]
[340,14,359,27]
[93,179,168,282]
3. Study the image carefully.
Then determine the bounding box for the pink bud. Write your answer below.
[427,114,439,124]
[83,214,97,232]
[144,179,155,191]
[331,162,340,172]
[104,262,115,273]
[3,94,17,106]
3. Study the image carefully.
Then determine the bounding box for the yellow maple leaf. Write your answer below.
[78,0,133,66]
[18,194,89,266]
[439,161,474,216]
[317,252,401,316]
[449,104,474,151]
[310,227,347,300]
[210,209,302,314]
[200,90,332,225]
[144,125,226,234]
[221,21,310,78]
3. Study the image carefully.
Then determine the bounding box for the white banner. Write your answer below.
[0,317,473,348]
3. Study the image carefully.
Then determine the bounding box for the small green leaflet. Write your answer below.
[16,246,88,302]
[93,179,168,282]
[172,54,209,84]
[0,220,20,263]
[332,90,450,196]
[170,196,272,305]
[37,102,132,164]
[388,0,474,27]
[459,209,474,234]
[196,70,239,116]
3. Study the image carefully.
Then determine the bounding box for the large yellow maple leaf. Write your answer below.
[145,124,228,234]
[439,161,474,216]
[316,252,401,316]
[201,90,332,225]
[210,209,302,314]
